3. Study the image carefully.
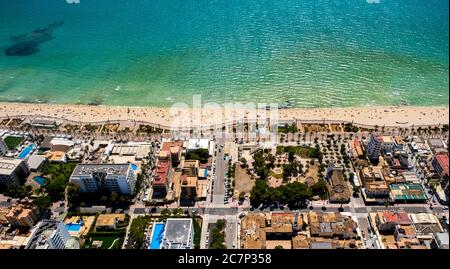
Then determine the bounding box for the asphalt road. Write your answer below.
[357,215,376,249]
[133,204,445,216]
[212,134,226,205]
[225,217,238,249]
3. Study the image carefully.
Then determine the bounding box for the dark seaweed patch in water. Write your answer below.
[4,20,64,56]
[87,101,102,106]
[87,97,103,106]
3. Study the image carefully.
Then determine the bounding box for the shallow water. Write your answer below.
[0,0,448,108]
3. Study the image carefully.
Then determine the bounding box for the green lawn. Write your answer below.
[3,136,24,150]
[270,171,283,179]
[277,146,319,158]
[87,234,124,249]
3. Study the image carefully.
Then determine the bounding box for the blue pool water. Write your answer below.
[33,176,47,186]
[131,164,137,172]
[66,223,82,232]
[66,219,84,232]
[18,144,36,159]
[149,223,165,249]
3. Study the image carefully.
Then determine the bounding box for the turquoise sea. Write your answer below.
[0,0,448,108]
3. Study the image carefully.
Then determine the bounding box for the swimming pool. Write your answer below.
[148,223,165,249]
[33,176,47,186]
[66,219,84,232]
[131,164,137,172]
[18,144,36,159]
[66,223,82,232]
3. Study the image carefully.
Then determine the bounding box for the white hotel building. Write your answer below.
[26,220,71,249]
[161,218,194,249]
[0,157,30,186]
[69,164,136,195]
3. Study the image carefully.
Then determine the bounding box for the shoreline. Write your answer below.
[0,102,448,128]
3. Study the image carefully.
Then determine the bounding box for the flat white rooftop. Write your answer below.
[187,139,209,150]
[71,163,131,177]
[0,157,23,174]
[163,218,193,248]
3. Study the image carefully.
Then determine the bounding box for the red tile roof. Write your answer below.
[435,154,449,175]
[382,211,411,224]
[153,161,170,185]
[162,141,184,151]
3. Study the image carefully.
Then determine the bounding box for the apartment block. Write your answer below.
[69,164,136,195]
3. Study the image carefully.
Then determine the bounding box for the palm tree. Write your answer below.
[433,126,439,138]
[441,124,449,135]
[291,122,297,137]
[417,126,422,136]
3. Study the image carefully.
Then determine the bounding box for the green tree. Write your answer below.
[239,158,248,168]
[267,153,276,169]
[46,177,66,201]
[311,179,328,199]
[32,195,52,210]
[288,151,295,163]
[186,148,210,164]
[160,208,171,220]
[258,166,270,180]
[210,220,227,249]
[172,208,184,217]
[128,216,150,249]
[2,184,32,199]
[67,183,81,206]
[250,180,268,206]
[239,192,246,202]
[192,217,202,249]
[216,219,227,231]
[39,162,77,202]
[349,172,355,179]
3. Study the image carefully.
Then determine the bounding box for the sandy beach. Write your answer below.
[0,102,448,128]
